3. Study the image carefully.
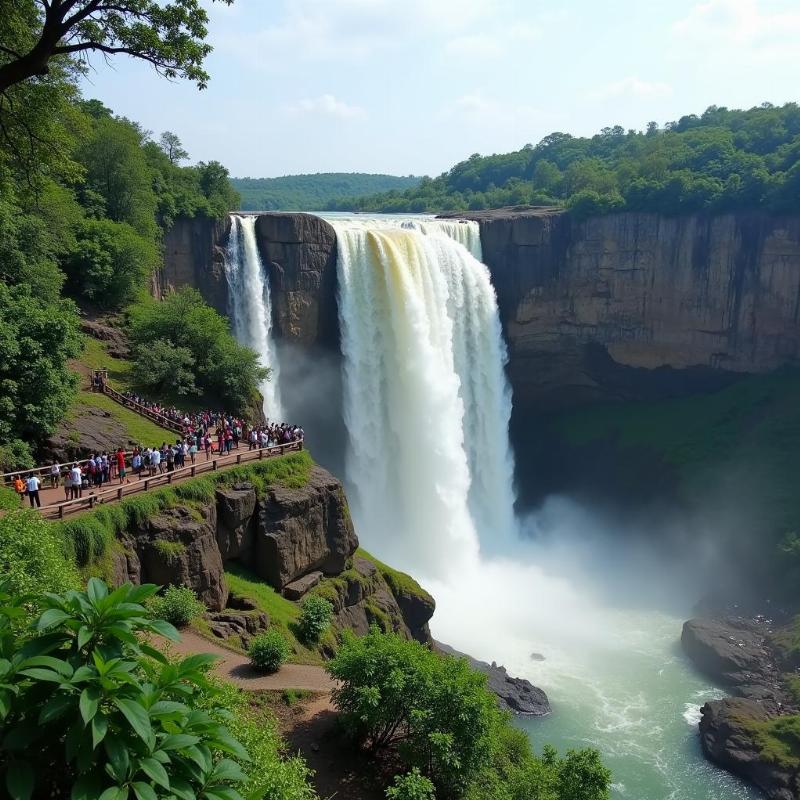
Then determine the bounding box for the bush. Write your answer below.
[0,579,250,799]
[298,595,333,644]
[386,769,436,800]
[148,584,206,627]
[248,629,290,672]
[0,511,79,598]
[328,628,611,800]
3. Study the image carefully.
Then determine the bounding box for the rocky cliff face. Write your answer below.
[156,216,230,315]
[462,208,800,411]
[254,213,339,349]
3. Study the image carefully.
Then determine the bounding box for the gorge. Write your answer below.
[162,206,800,800]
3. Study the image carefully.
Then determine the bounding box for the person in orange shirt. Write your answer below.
[13,476,25,506]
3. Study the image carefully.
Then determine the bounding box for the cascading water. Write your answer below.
[224,214,283,421]
[333,217,516,572]
[329,214,758,800]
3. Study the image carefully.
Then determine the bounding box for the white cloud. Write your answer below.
[673,0,800,62]
[441,90,545,130]
[284,94,366,119]
[444,35,504,59]
[588,76,673,102]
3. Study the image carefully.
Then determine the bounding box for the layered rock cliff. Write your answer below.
[109,463,434,643]
[162,208,800,416]
[459,208,800,411]
[155,215,230,316]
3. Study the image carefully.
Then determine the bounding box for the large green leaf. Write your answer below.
[36,609,70,630]
[39,692,74,724]
[91,712,109,748]
[131,783,157,800]
[87,578,109,604]
[139,756,170,789]
[80,686,101,724]
[5,760,33,800]
[104,733,131,782]
[113,698,152,743]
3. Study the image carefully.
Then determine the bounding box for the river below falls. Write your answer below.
[428,578,762,800]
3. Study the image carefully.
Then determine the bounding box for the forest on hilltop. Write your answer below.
[232,172,420,211]
[328,103,800,216]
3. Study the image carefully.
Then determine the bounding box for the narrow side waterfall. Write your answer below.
[333,218,516,574]
[224,215,283,420]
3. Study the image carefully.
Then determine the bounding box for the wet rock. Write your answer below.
[436,642,551,716]
[700,698,800,800]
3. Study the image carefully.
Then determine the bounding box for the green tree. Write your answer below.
[159,130,189,164]
[65,218,159,308]
[0,282,81,466]
[0,0,233,94]
[132,339,198,397]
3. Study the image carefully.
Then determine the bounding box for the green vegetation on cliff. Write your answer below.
[232,173,420,211]
[0,5,245,469]
[330,102,800,215]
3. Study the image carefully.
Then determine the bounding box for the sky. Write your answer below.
[78,0,800,178]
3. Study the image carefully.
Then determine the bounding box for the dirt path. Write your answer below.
[169,629,336,692]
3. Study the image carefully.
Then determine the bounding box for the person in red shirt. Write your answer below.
[116,447,128,485]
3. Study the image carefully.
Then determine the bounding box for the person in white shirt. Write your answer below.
[49,462,60,488]
[26,475,41,508]
[69,464,82,499]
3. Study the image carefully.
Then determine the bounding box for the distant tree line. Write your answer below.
[328,103,800,218]
[232,172,420,211]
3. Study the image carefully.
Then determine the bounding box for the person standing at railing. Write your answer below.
[62,470,72,501]
[26,475,41,508]
[49,462,60,489]
[116,448,128,485]
[69,464,82,500]
[13,475,25,506]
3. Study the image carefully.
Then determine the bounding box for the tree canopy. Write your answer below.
[0,0,232,95]
[329,103,800,217]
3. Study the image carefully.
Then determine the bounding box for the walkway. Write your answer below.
[168,629,336,692]
[25,441,303,520]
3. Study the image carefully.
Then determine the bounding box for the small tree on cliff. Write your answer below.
[0,0,233,96]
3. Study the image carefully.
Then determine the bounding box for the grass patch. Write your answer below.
[80,336,134,389]
[0,487,19,511]
[280,688,313,707]
[71,390,175,445]
[216,450,313,494]
[356,547,434,606]
[153,539,186,564]
[224,564,328,665]
[744,713,800,768]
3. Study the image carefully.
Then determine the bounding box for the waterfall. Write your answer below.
[333,217,516,574]
[224,215,283,421]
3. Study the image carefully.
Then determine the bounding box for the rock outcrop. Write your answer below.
[254,213,339,349]
[699,698,800,800]
[683,615,800,799]
[155,215,230,316]
[255,466,357,588]
[456,208,800,411]
[436,642,551,716]
[316,554,435,645]
[681,617,783,707]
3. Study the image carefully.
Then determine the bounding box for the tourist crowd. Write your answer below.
[10,394,304,508]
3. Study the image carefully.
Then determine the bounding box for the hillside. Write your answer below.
[328,102,800,215]
[232,173,420,211]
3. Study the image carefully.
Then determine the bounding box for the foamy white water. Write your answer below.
[333,217,516,572]
[224,215,283,420]
[328,213,757,800]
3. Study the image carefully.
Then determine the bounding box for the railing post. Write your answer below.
[212,459,218,471]
[259,448,263,460]
[191,466,196,477]
[117,488,123,500]
[236,453,241,464]
[167,473,173,484]
[59,505,64,520]
[89,496,95,509]
[144,480,149,491]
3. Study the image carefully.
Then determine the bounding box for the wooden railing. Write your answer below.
[100,384,186,434]
[1,452,134,487]
[40,440,303,520]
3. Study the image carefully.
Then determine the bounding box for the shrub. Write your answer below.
[148,584,206,627]
[153,539,187,564]
[0,487,18,511]
[248,629,290,672]
[0,511,79,598]
[386,769,436,800]
[0,579,250,799]
[298,595,333,644]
